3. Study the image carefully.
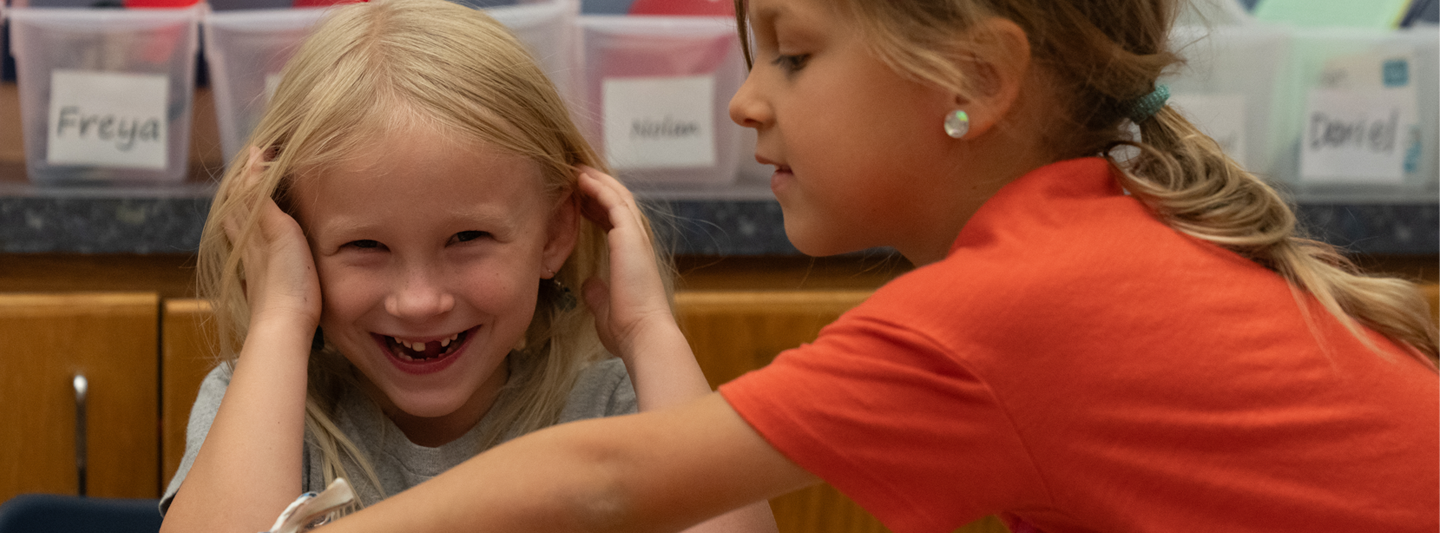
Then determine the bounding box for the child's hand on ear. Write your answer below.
[575,166,679,366]
[224,147,323,335]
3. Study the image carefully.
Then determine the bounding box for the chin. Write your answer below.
[785,226,851,258]
[384,389,474,420]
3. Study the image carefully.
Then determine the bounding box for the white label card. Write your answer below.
[1300,87,1415,184]
[1170,93,1248,165]
[47,70,170,170]
[602,75,716,170]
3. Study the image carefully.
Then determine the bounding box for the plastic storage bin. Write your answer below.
[10,7,200,184]
[1278,26,1439,200]
[1163,23,1293,182]
[577,15,745,187]
[487,0,579,101]
[203,7,330,163]
[204,1,574,163]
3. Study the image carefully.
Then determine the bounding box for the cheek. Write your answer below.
[313,262,382,327]
[457,265,539,319]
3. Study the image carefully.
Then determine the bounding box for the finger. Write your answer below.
[587,167,651,241]
[577,167,647,239]
[223,147,272,246]
[576,177,615,232]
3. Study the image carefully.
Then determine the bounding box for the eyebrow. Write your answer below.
[748,0,786,26]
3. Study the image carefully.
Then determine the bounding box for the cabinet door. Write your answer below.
[161,299,218,488]
[0,292,160,501]
[675,290,890,533]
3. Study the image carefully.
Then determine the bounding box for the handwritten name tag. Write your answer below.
[1300,88,1414,184]
[1299,48,1419,184]
[47,70,170,170]
[602,75,716,170]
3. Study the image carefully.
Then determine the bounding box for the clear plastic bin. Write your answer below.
[1278,26,1439,200]
[1164,23,1293,182]
[204,1,574,164]
[487,0,579,102]
[203,7,330,163]
[577,15,745,187]
[10,7,200,184]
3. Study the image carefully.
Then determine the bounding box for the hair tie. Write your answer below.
[1127,84,1170,124]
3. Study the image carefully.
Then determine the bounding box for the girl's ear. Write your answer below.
[949,17,1031,139]
[541,188,581,276]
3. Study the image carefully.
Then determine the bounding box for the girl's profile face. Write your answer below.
[729,0,964,261]
[289,122,576,443]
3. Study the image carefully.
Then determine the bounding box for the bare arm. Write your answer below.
[575,167,779,532]
[323,394,818,533]
[161,149,321,533]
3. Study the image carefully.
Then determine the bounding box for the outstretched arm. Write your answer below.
[161,149,322,533]
[575,167,780,532]
[323,393,818,533]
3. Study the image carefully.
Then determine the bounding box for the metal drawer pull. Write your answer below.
[73,374,87,497]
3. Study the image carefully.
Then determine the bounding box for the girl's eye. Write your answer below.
[345,239,382,250]
[772,53,810,74]
[451,230,490,244]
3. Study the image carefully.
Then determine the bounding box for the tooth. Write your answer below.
[398,352,413,362]
[412,341,426,351]
[441,338,450,347]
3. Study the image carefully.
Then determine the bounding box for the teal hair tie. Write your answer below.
[1128,84,1170,124]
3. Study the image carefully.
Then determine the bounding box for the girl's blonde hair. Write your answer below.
[737,0,1438,366]
[198,0,658,504]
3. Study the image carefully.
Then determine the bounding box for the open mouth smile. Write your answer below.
[372,326,478,374]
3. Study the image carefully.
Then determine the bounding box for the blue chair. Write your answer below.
[0,495,162,533]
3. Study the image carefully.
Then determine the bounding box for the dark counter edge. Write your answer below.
[1,192,1436,256]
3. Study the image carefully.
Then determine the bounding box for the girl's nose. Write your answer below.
[384,269,456,319]
[729,69,772,129]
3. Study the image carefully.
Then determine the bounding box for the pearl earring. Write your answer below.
[943,110,970,139]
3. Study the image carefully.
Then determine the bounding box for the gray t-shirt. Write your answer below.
[161,356,636,513]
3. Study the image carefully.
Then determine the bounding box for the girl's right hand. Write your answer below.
[225,147,322,332]
[575,165,677,365]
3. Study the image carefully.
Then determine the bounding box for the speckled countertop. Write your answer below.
[1,164,1436,256]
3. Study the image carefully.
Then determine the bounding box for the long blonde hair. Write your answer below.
[736,0,1438,366]
[197,0,659,504]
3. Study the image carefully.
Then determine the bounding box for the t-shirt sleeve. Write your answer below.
[557,357,638,423]
[159,363,233,516]
[718,310,1047,533]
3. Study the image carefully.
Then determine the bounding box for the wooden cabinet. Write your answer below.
[3,249,1434,533]
[160,299,216,486]
[0,293,160,502]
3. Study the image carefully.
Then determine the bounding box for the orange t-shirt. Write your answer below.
[719,158,1439,533]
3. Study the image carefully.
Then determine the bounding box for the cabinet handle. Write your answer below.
[73,374,87,497]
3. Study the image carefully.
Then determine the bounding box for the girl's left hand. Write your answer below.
[575,165,677,363]
[225,147,323,334]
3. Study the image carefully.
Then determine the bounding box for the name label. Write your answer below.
[1299,88,1414,184]
[602,75,716,170]
[47,70,170,170]
[1299,50,1420,184]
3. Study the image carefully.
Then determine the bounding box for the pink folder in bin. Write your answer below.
[628,0,732,16]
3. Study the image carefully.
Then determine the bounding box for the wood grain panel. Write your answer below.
[161,299,219,487]
[0,292,160,501]
[676,290,887,533]
[675,290,873,389]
